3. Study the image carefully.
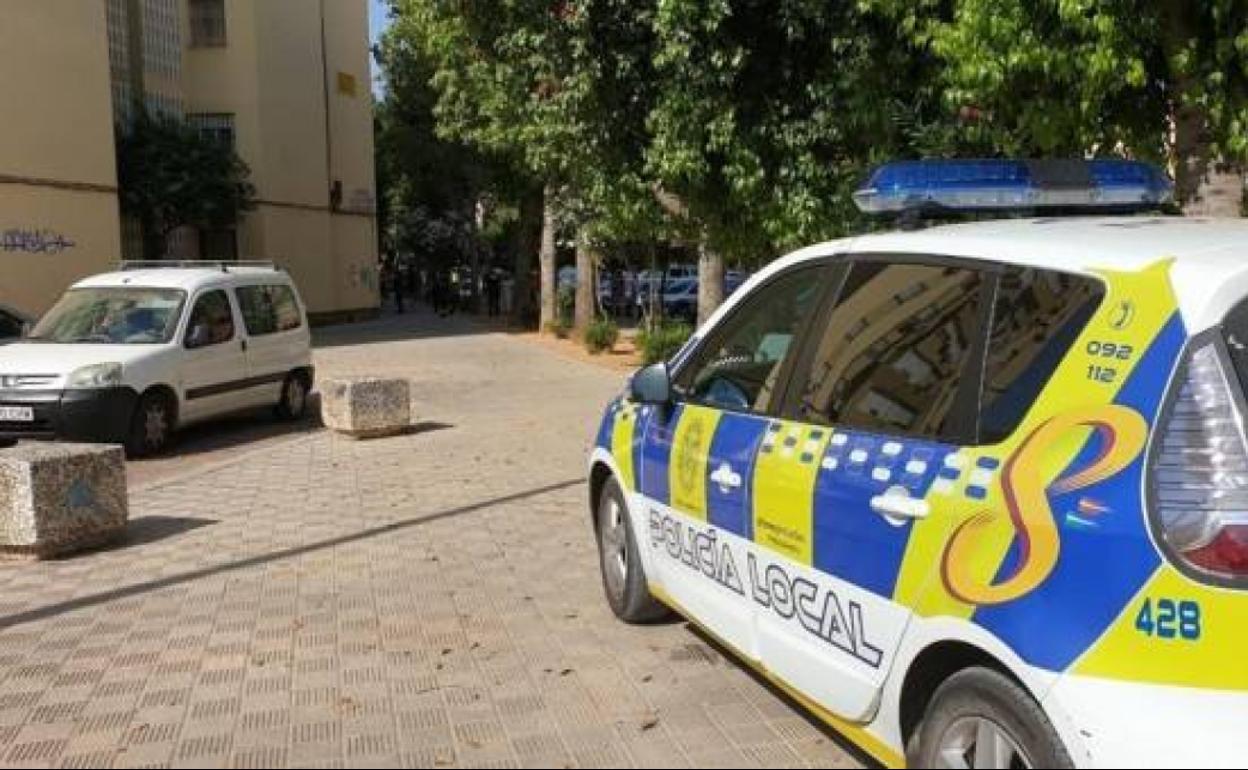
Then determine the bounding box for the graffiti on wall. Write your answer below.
[2,228,76,254]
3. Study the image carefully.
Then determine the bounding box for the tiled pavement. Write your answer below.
[0,310,864,768]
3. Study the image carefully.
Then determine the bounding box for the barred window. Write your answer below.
[189,0,226,47]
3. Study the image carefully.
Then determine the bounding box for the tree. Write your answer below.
[645,1,961,318]
[115,112,255,261]
[929,0,1247,215]
[392,0,669,332]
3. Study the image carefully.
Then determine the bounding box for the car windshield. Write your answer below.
[29,287,186,344]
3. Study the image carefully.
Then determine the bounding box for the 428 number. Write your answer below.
[1135,598,1201,640]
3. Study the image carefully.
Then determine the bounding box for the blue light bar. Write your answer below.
[853,159,1174,215]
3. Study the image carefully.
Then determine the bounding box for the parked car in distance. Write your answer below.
[0,261,313,457]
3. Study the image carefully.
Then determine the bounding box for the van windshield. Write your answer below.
[29,287,186,344]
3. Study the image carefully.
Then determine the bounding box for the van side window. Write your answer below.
[979,267,1104,442]
[793,260,986,440]
[674,266,825,414]
[236,285,302,336]
[185,290,235,348]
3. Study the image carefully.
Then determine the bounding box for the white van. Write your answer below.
[0,262,313,457]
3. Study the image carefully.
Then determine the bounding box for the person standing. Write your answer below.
[485,270,502,317]
[392,260,406,314]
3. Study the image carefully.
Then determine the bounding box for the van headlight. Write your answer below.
[66,363,123,389]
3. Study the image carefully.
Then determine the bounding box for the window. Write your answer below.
[236,285,302,337]
[979,268,1104,442]
[185,290,235,348]
[31,288,185,345]
[793,260,987,440]
[674,266,826,414]
[189,0,226,47]
[187,113,235,148]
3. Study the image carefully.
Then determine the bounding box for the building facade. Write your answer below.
[0,0,378,322]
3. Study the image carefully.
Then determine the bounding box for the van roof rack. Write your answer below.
[119,260,281,273]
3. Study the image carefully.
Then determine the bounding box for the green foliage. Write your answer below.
[115,112,255,259]
[636,319,693,365]
[546,317,572,339]
[583,315,620,354]
[927,0,1247,203]
[374,18,495,268]
[556,284,576,324]
[646,0,959,261]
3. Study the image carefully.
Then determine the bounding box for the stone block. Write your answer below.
[320,376,411,438]
[0,442,128,558]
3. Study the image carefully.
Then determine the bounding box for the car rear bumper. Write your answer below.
[1044,673,1248,767]
[0,387,138,445]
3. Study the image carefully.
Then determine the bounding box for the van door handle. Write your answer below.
[240,338,248,352]
[869,493,929,520]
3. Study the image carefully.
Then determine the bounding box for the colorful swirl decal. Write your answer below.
[941,405,1149,606]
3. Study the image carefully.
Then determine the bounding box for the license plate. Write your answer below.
[0,406,33,422]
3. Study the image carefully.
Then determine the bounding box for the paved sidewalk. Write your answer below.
[0,310,863,768]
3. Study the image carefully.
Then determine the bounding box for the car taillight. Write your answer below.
[1152,342,1248,581]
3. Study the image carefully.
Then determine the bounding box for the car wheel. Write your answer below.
[125,391,174,458]
[907,667,1073,769]
[595,475,669,623]
[275,371,309,420]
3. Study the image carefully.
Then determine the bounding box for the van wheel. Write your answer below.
[125,391,174,458]
[275,372,309,420]
[906,667,1072,769]
[595,476,669,623]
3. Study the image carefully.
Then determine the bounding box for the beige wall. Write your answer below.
[0,0,122,316]
[183,0,378,316]
[0,0,377,319]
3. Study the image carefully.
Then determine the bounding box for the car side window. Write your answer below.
[236,284,301,336]
[979,267,1104,443]
[674,265,826,414]
[792,260,987,440]
[184,290,235,349]
[0,311,22,339]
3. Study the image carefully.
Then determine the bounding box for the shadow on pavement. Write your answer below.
[313,305,511,349]
[152,395,324,460]
[0,476,584,631]
[685,623,885,769]
[111,515,218,549]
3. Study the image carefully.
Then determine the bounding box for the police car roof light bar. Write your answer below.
[852,159,1175,216]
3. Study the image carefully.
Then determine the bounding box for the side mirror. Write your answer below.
[628,362,671,405]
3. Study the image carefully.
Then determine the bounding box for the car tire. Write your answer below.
[595,475,669,624]
[275,371,310,421]
[125,390,174,459]
[906,666,1073,769]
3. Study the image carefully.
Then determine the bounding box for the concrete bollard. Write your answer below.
[320,376,412,438]
[0,442,128,558]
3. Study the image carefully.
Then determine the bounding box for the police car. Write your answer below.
[588,160,1248,768]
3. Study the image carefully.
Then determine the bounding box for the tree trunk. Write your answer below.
[697,240,724,327]
[1160,0,1245,217]
[539,183,558,331]
[510,184,542,326]
[574,234,595,335]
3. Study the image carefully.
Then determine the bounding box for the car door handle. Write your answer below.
[869,493,930,520]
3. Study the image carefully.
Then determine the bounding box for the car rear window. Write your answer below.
[1221,298,1248,393]
[235,284,302,336]
[978,267,1104,442]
